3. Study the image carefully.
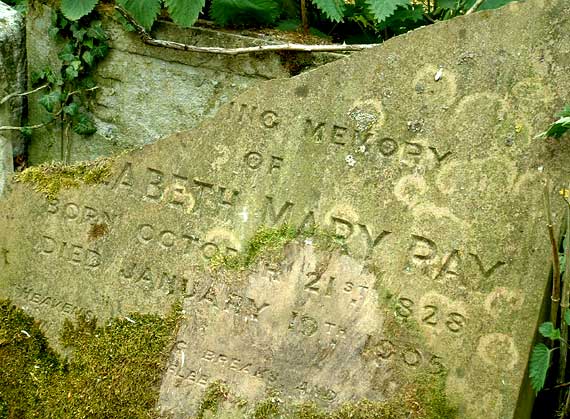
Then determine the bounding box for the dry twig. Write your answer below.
[115,5,380,55]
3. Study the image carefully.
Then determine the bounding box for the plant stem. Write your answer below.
[559,200,570,384]
[300,0,309,35]
[465,0,485,15]
[545,180,561,328]
[0,83,49,106]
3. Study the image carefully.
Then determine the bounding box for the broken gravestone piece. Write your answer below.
[2,0,570,417]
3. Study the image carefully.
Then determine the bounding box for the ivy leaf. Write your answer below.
[86,21,108,41]
[539,322,561,340]
[31,70,47,85]
[366,0,410,23]
[565,309,570,327]
[91,44,109,59]
[60,0,98,21]
[210,0,282,25]
[72,113,97,136]
[529,343,551,392]
[82,51,94,67]
[310,0,344,22]
[48,26,60,39]
[58,52,77,63]
[65,65,79,81]
[39,91,62,113]
[117,0,162,31]
[165,0,205,28]
[64,103,80,116]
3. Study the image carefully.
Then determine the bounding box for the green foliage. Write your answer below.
[366,0,410,22]
[165,0,206,27]
[210,0,281,26]
[535,105,570,139]
[117,0,162,30]
[565,309,570,327]
[311,0,345,23]
[539,322,561,340]
[60,0,98,21]
[529,343,552,392]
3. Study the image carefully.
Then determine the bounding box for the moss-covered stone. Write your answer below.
[14,158,112,199]
[0,299,181,418]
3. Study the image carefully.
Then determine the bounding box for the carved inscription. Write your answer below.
[394,296,467,334]
[37,235,101,269]
[136,224,238,259]
[111,163,240,214]
[15,285,94,318]
[46,199,116,225]
[366,337,446,375]
[119,262,187,294]
[406,234,505,282]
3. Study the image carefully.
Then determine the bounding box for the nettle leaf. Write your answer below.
[366,0,410,23]
[210,0,282,25]
[529,343,551,392]
[39,91,62,112]
[72,113,97,136]
[310,0,344,22]
[117,0,162,31]
[539,322,561,340]
[60,0,98,21]
[535,116,570,139]
[165,0,205,28]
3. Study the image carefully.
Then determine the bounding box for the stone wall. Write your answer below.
[25,3,342,164]
[0,2,25,195]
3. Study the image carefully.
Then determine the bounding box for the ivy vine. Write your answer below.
[29,8,109,161]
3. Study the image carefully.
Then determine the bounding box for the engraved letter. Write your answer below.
[305,119,325,142]
[263,196,294,225]
[145,168,165,201]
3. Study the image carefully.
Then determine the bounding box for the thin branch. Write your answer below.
[0,122,51,131]
[0,84,49,106]
[465,0,485,15]
[66,86,100,98]
[115,5,379,55]
[545,180,561,328]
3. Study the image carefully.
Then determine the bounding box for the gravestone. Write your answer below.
[2,0,570,417]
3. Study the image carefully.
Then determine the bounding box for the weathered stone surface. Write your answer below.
[0,2,25,194]
[25,3,342,164]
[2,0,570,417]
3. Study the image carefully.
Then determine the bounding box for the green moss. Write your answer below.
[14,159,112,200]
[210,224,346,270]
[196,381,230,419]
[0,299,181,419]
[252,396,281,419]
